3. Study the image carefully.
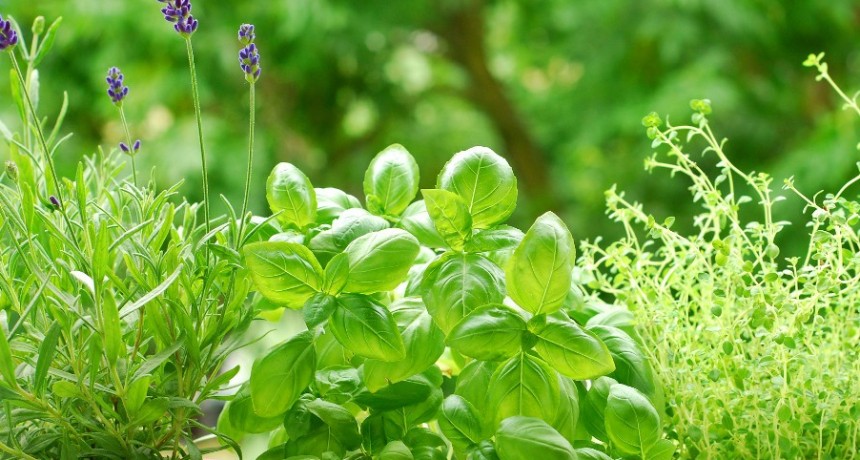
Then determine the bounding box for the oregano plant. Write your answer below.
[232,145,674,459]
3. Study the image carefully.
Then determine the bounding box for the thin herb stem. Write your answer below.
[238,82,256,248]
[184,38,211,236]
[118,107,138,186]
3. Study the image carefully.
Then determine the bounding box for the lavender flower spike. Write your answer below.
[238,24,260,83]
[106,67,129,105]
[0,14,19,51]
[157,0,198,36]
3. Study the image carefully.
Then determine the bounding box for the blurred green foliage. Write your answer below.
[3,0,859,251]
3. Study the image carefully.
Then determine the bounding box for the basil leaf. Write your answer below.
[328,294,405,361]
[244,241,324,309]
[552,375,580,445]
[454,360,497,414]
[575,447,613,460]
[379,441,414,460]
[532,317,615,380]
[437,146,517,228]
[306,398,362,450]
[226,386,285,434]
[364,144,420,217]
[495,416,576,460]
[464,225,524,266]
[315,187,362,225]
[447,304,526,361]
[439,395,486,452]
[400,200,449,249]
[604,384,661,455]
[355,373,433,411]
[585,307,641,342]
[303,293,338,328]
[421,253,506,334]
[588,325,662,407]
[314,366,362,404]
[363,297,446,392]
[488,353,559,427]
[342,228,420,294]
[403,427,449,458]
[266,162,317,229]
[422,189,472,251]
[309,208,389,265]
[467,441,499,460]
[505,212,574,315]
[250,330,316,418]
[580,376,617,442]
[644,439,676,460]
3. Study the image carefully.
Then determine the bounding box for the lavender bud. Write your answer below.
[238,35,261,83]
[32,16,45,35]
[119,142,130,153]
[49,195,60,209]
[0,14,19,51]
[5,160,17,181]
[238,24,255,45]
[133,140,141,152]
[157,0,198,37]
[106,67,129,105]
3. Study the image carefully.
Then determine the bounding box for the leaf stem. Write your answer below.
[238,82,256,248]
[184,37,211,235]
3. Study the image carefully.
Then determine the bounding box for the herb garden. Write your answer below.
[1,3,859,460]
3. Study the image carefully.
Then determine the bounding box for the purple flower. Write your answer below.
[0,14,18,51]
[157,0,198,36]
[119,140,141,153]
[106,67,129,105]
[238,24,255,45]
[48,195,60,209]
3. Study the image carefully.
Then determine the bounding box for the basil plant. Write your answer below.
[225,145,673,459]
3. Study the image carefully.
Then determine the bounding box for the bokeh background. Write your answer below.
[3,0,860,253]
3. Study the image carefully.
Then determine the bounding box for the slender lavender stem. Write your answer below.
[184,37,210,234]
[238,82,255,247]
[118,108,137,186]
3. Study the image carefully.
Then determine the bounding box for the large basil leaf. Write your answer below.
[249,330,316,418]
[505,212,574,315]
[580,376,617,442]
[574,448,612,460]
[355,372,435,411]
[224,386,284,434]
[439,395,486,453]
[364,144,420,217]
[467,441,500,460]
[309,208,389,265]
[422,189,472,251]
[315,187,362,225]
[533,317,615,380]
[464,225,524,266]
[314,366,361,404]
[588,325,662,407]
[303,293,338,328]
[552,375,580,444]
[379,441,414,460]
[604,384,661,456]
[495,416,576,460]
[403,427,449,460]
[447,304,526,361]
[437,146,517,228]
[488,353,559,427]
[328,294,405,361]
[306,398,362,450]
[266,162,317,229]
[342,228,420,294]
[454,360,498,414]
[244,241,323,309]
[399,200,448,249]
[644,439,676,460]
[421,253,506,334]
[363,297,446,392]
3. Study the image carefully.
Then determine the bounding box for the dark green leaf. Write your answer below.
[495,416,576,460]
[533,317,614,380]
[422,189,472,250]
[447,304,526,361]
[354,374,433,410]
[306,398,362,450]
[244,241,324,309]
[505,212,574,315]
[437,147,517,228]
[267,162,317,229]
[580,376,617,442]
[329,294,405,361]
[588,325,662,407]
[364,144,420,217]
[250,330,316,418]
[34,321,61,396]
[342,229,420,294]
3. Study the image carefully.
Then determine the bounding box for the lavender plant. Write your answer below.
[106,66,142,185]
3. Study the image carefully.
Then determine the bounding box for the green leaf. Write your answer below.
[533,317,614,380]
[454,360,497,414]
[0,323,15,389]
[464,225,524,265]
[306,398,362,450]
[604,384,661,455]
[363,297,445,391]
[266,162,317,229]
[133,397,170,425]
[226,388,291,434]
[447,304,526,361]
[421,253,506,334]
[34,322,61,396]
[399,200,449,248]
[580,376,617,442]
[32,17,63,67]
[437,146,517,228]
[439,395,486,452]
[488,353,559,427]
[244,241,324,309]
[101,294,122,366]
[51,381,79,399]
[303,293,339,328]
[467,441,500,460]
[342,228,420,294]
[328,294,405,361]
[315,187,362,225]
[322,253,349,295]
[354,373,433,410]
[380,441,414,460]
[574,448,612,460]
[364,144,420,217]
[314,366,362,404]
[250,330,316,418]
[309,208,389,265]
[125,375,151,415]
[495,416,576,460]
[552,375,580,445]
[505,212,575,315]
[588,325,661,406]
[422,189,472,250]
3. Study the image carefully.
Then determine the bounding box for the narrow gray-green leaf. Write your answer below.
[604,384,661,455]
[0,325,17,389]
[342,228,420,294]
[250,330,316,418]
[328,294,405,361]
[422,189,472,251]
[364,144,420,217]
[266,162,317,229]
[505,212,574,315]
[447,304,526,361]
[34,322,61,396]
[437,146,517,228]
[244,241,324,309]
[533,318,615,380]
